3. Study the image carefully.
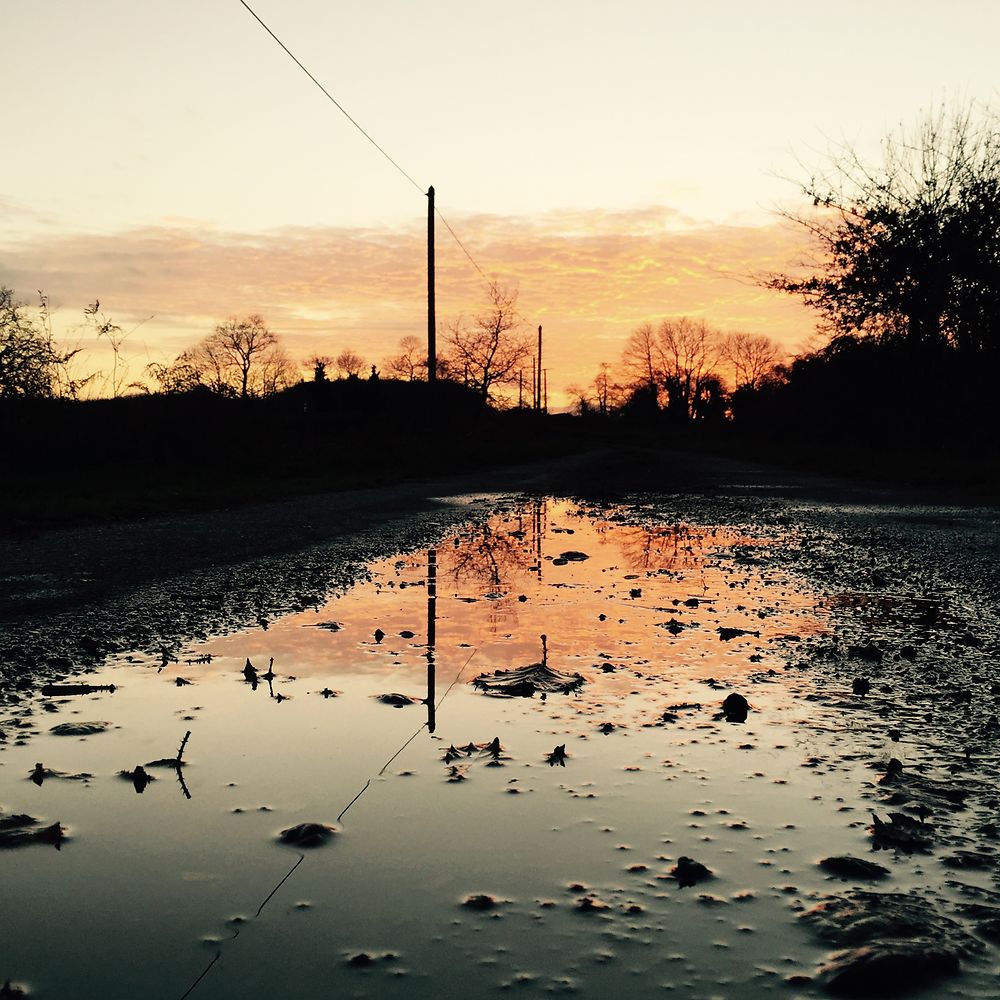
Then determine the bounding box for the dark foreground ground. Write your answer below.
[0,445,939,621]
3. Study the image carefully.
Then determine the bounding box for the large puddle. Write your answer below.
[3,498,999,999]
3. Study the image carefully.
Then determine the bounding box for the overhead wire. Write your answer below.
[237,0,492,284]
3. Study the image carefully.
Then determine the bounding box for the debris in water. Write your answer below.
[318,688,342,699]
[374,693,421,707]
[721,693,750,723]
[818,856,891,881]
[28,764,90,786]
[278,823,337,848]
[801,890,979,997]
[717,627,760,641]
[575,896,610,912]
[870,813,934,852]
[473,636,584,697]
[39,683,116,697]
[670,856,713,888]
[546,745,568,767]
[120,766,154,793]
[462,893,504,910]
[48,721,110,736]
[0,812,66,851]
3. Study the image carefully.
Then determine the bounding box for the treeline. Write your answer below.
[0,281,530,407]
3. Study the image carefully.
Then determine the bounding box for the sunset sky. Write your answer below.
[3,1,998,403]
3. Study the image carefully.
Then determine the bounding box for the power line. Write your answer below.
[237,0,491,284]
[237,0,423,194]
[436,208,488,280]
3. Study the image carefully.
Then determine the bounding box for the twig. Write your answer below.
[177,731,191,763]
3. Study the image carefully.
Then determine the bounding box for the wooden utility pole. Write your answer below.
[427,186,436,382]
[536,325,543,413]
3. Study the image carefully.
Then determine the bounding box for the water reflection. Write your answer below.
[2,497,853,1000]
[426,547,436,734]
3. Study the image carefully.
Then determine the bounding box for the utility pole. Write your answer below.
[427,186,436,382]
[536,325,543,413]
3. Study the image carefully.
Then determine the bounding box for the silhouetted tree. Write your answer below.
[720,332,781,391]
[622,322,662,405]
[154,315,291,398]
[384,335,427,380]
[657,317,724,421]
[145,351,204,394]
[307,354,332,382]
[0,287,91,398]
[444,282,531,404]
[769,104,1000,356]
[335,349,365,379]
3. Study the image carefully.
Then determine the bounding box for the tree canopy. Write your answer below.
[770,105,1000,356]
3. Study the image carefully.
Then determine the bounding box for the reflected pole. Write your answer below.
[426,547,437,733]
[427,186,436,383]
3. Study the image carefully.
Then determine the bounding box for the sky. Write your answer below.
[3,1,999,402]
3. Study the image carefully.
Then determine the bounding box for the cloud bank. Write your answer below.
[1,206,816,400]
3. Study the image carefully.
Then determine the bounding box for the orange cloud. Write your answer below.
[1,207,817,403]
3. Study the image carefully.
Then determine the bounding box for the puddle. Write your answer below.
[2,498,1000,999]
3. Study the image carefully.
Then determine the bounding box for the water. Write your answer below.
[3,497,999,999]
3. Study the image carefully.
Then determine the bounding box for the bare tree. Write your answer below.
[444,281,531,404]
[335,349,365,379]
[158,315,291,398]
[384,335,427,380]
[622,322,661,403]
[656,317,724,421]
[720,332,780,391]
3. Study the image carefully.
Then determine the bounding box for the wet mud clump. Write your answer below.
[818,856,890,881]
[720,693,750,722]
[278,823,338,848]
[0,812,66,850]
[374,693,422,707]
[670,856,713,888]
[801,890,980,996]
[48,721,110,736]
